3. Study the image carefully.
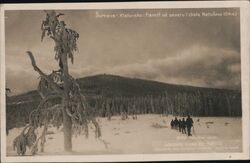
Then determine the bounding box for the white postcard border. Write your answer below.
[1,1,249,162]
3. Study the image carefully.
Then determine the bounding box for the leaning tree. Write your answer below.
[13,10,103,155]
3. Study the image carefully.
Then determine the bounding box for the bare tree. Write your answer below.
[13,10,101,155]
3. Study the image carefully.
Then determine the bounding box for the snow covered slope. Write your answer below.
[7,114,242,156]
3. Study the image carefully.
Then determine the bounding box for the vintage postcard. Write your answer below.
[0,1,249,162]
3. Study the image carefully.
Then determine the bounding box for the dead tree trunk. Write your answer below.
[61,51,72,151]
[62,107,72,151]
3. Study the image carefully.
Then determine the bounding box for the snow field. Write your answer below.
[7,114,242,155]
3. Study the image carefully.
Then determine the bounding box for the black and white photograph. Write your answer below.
[1,1,249,162]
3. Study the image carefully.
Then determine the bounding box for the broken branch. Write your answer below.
[27,51,63,94]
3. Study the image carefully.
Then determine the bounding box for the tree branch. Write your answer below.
[45,104,62,111]
[31,124,47,155]
[29,93,63,124]
[27,51,63,94]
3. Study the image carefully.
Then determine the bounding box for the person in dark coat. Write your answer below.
[178,119,182,132]
[174,117,179,129]
[170,119,174,129]
[186,115,194,136]
[181,118,186,134]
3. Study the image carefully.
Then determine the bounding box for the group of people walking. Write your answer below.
[170,115,194,136]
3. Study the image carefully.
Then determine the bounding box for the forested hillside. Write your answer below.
[6,74,241,131]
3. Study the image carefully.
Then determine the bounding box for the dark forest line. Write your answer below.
[6,74,241,131]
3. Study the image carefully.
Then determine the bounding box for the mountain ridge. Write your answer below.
[8,74,240,103]
[6,74,242,131]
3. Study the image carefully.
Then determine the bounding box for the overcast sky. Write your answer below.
[5,8,241,95]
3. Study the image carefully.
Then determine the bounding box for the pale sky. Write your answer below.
[5,8,241,95]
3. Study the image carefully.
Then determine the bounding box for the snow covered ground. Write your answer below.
[6,114,242,156]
